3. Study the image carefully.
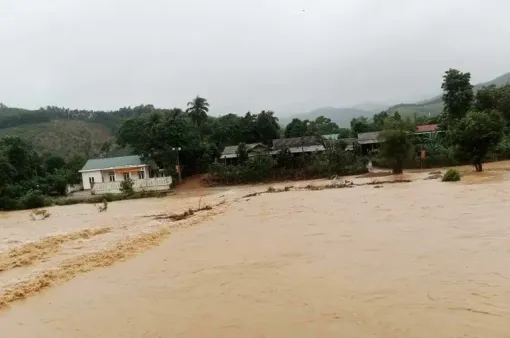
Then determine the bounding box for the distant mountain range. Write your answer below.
[385,72,510,117]
[2,72,510,156]
[281,72,510,127]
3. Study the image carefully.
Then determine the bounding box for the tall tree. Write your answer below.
[117,110,200,172]
[186,96,210,131]
[475,84,510,121]
[66,155,86,184]
[441,69,474,122]
[284,118,309,138]
[0,136,41,180]
[450,110,504,171]
[372,111,389,130]
[44,155,66,173]
[210,114,244,147]
[350,116,374,135]
[255,110,280,145]
[378,117,415,174]
[240,112,259,143]
[307,116,340,136]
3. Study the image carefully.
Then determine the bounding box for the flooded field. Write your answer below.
[1,165,510,337]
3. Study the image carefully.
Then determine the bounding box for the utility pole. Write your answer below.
[172,147,182,183]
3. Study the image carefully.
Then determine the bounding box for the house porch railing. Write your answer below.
[92,176,173,195]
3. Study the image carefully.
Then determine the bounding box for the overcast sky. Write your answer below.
[1,0,510,115]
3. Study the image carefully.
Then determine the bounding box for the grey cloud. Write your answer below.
[1,0,509,115]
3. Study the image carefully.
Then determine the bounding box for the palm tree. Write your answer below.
[186,96,209,128]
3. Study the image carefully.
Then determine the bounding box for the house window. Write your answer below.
[89,177,95,185]
[138,171,145,179]
[109,171,115,182]
[123,173,130,181]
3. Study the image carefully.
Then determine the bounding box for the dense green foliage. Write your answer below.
[0,104,167,158]
[284,116,340,138]
[450,110,504,171]
[306,116,341,136]
[442,169,461,182]
[0,120,116,159]
[116,103,280,177]
[475,84,510,121]
[386,72,510,117]
[349,111,408,136]
[209,111,280,147]
[284,118,309,138]
[2,73,509,159]
[377,116,415,174]
[379,69,510,172]
[350,116,376,135]
[186,96,209,128]
[119,178,135,195]
[186,96,209,140]
[441,69,474,121]
[368,69,510,172]
[2,69,510,210]
[0,137,85,210]
[208,145,367,185]
[209,155,276,184]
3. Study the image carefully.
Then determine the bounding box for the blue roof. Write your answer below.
[80,155,144,171]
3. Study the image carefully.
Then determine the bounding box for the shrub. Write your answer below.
[209,146,368,185]
[495,136,510,160]
[418,144,459,168]
[30,209,51,220]
[343,163,368,176]
[20,190,50,209]
[120,178,134,195]
[442,169,461,182]
[209,155,275,184]
[240,155,275,182]
[98,199,108,212]
[378,118,415,174]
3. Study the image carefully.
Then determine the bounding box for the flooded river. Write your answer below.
[1,169,510,337]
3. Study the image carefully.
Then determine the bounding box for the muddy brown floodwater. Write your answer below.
[1,168,510,337]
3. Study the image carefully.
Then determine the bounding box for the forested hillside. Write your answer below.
[387,72,510,116]
[0,120,112,158]
[0,104,156,158]
[1,71,510,158]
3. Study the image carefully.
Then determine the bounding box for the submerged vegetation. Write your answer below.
[442,169,462,182]
[29,209,51,221]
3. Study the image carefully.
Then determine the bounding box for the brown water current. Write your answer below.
[1,168,510,337]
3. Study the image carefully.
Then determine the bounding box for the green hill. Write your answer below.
[0,104,153,158]
[0,120,114,158]
[0,103,30,116]
[1,72,509,157]
[387,72,510,116]
[281,72,510,127]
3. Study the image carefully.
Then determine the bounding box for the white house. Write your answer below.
[79,155,172,194]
